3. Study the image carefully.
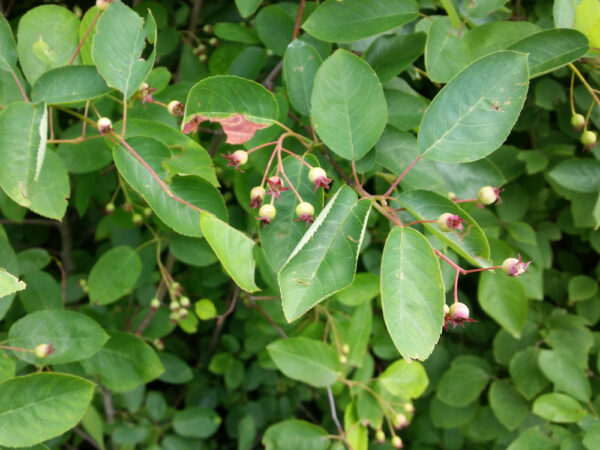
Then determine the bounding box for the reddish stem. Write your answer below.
[69,11,100,65]
[11,70,29,102]
[454,198,477,203]
[384,154,423,198]
[292,0,306,40]
[281,148,312,168]
[247,141,278,155]
[434,248,466,274]
[464,265,502,274]
[0,345,32,353]
[280,165,303,203]
[404,219,437,226]
[261,148,279,186]
[453,268,460,303]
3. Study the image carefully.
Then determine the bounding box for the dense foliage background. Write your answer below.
[0,0,599,448]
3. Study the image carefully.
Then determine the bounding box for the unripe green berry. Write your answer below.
[199,54,207,63]
[96,0,113,11]
[477,186,498,205]
[295,202,314,218]
[308,167,327,183]
[339,355,347,365]
[97,117,112,133]
[150,298,160,310]
[259,204,277,220]
[180,296,191,308]
[143,207,152,218]
[250,186,266,200]
[394,413,408,429]
[132,213,143,225]
[170,282,181,292]
[169,311,179,323]
[342,344,350,354]
[34,343,53,358]
[105,202,115,213]
[203,24,213,34]
[232,149,248,166]
[449,302,470,320]
[391,435,403,448]
[571,113,586,128]
[208,37,218,46]
[178,308,188,319]
[581,130,597,147]
[375,429,385,443]
[153,339,165,351]
[437,213,454,232]
[169,301,180,311]
[167,100,184,116]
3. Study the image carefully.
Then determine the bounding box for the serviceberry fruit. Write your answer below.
[391,436,403,449]
[34,343,55,359]
[249,186,266,208]
[308,167,332,191]
[266,176,289,200]
[258,204,276,225]
[132,213,143,225]
[295,201,315,225]
[222,150,248,171]
[437,213,465,233]
[97,117,113,134]
[375,430,385,444]
[571,113,586,129]
[150,298,160,310]
[96,0,114,11]
[167,100,185,116]
[180,296,191,309]
[446,302,477,328]
[477,185,499,205]
[502,255,531,277]
[105,202,115,213]
[581,130,597,148]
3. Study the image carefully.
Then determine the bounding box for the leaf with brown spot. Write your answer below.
[182,113,268,144]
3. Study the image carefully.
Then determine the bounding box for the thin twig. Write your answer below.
[263,60,283,90]
[292,0,306,40]
[570,63,600,108]
[253,303,287,338]
[327,386,344,434]
[207,286,240,355]
[10,70,29,102]
[69,11,100,65]
[188,0,203,33]
[384,154,423,198]
[73,426,102,450]
[101,385,115,424]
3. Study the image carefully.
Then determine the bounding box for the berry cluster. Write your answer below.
[571,113,597,150]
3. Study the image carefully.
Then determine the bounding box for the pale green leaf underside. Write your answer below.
[0,373,94,447]
[0,14,17,71]
[0,269,25,297]
[200,212,259,293]
[419,51,529,163]
[279,186,372,321]
[381,227,445,361]
[311,49,387,161]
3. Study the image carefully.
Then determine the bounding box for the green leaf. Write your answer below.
[92,0,156,98]
[259,155,323,273]
[214,22,260,45]
[0,102,71,219]
[0,373,94,447]
[385,88,429,132]
[18,271,62,312]
[430,396,478,429]
[236,0,262,18]
[31,66,110,105]
[124,119,218,187]
[364,32,426,83]
[380,227,445,361]
[311,50,387,161]
[437,363,490,407]
[538,349,591,402]
[173,407,221,439]
[255,5,296,57]
[81,405,105,450]
[583,423,600,450]
[57,124,112,174]
[114,136,227,237]
[16,5,81,84]
[568,275,598,301]
[183,76,279,144]
[379,359,429,398]
[81,331,163,392]
[509,347,549,400]
[488,381,529,431]
[335,272,380,307]
[345,402,368,450]
[283,40,322,116]
[508,29,589,78]
[263,420,329,450]
[478,271,527,338]
[506,428,557,450]
[267,337,341,387]
[344,301,372,367]
[88,246,142,305]
[200,212,259,292]
[9,310,108,365]
[397,190,491,266]
[0,14,17,71]
[157,352,193,384]
[419,51,529,163]
[0,269,25,297]
[279,186,371,321]
[78,7,100,65]
[302,0,418,43]
[575,0,600,49]
[548,158,600,193]
[532,393,587,423]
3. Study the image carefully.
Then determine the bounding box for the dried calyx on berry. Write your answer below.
[445,302,477,329]
[258,204,276,225]
[266,176,290,200]
[391,436,403,449]
[249,186,266,208]
[105,202,115,213]
[180,296,191,309]
[571,113,586,129]
[437,213,466,233]
[502,255,531,277]
[375,429,385,443]
[150,298,160,310]
[581,130,597,149]
[295,201,315,226]
[308,167,332,192]
[138,82,156,104]
[97,117,113,134]
[222,150,248,171]
[34,343,55,359]
[167,100,185,116]
[477,185,501,205]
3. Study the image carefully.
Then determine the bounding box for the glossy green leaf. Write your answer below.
[381,227,445,361]
[430,396,478,429]
[170,236,217,268]
[419,51,529,163]
[302,0,418,43]
[0,269,25,297]
[538,349,591,402]
[255,5,296,57]
[81,331,163,392]
[279,186,371,321]
[267,337,341,387]
[0,102,70,220]
[200,212,259,292]
[0,15,17,71]
[568,275,598,301]
[397,190,491,266]
[345,402,368,450]
[9,310,108,365]
[437,363,490,407]
[583,423,600,450]
[575,0,600,48]
[506,428,556,450]
[311,50,387,161]
[16,5,81,84]
[345,301,372,367]
[236,0,262,18]
[548,158,600,193]
[173,407,221,439]
[56,124,112,174]
[259,155,323,273]
[509,347,549,400]
[31,66,110,105]
[114,137,226,237]
[0,373,94,447]
[532,393,587,423]
[92,0,156,97]
[283,40,322,116]
[88,246,141,305]
[18,271,62,312]
[478,271,527,338]
[158,352,193,384]
[488,380,529,431]
[335,272,380,307]
[78,6,100,65]
[364,32,426,83]
[385,89,429,132]
[183,76,279,144]
[508,29,589,78]
[263,420,329,450]
[379,359,429,398]
[81,405,104,450]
